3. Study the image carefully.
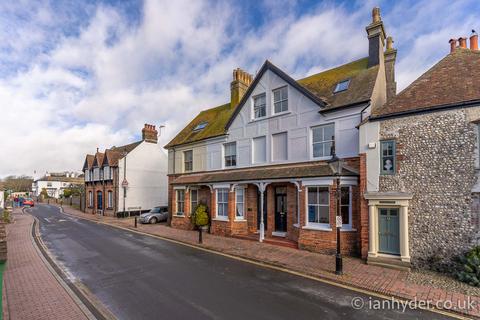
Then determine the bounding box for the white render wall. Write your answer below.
[219,69,362,169]
[359,121,380,191]
[33,180,72,198]
[118,141,168,211]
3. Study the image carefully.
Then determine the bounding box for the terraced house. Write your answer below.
[166,8,395,256]
[83,124,169,216]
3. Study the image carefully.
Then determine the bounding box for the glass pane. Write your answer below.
[318,188,329,204]
[281,100,288,112]
[318,206,329,224]
[308,205,317,222]
[382,157,394,173]
[341,187,350,205]
[281,87,288,100]
[323,141,333,157]
[324,124,334,142]
[236,204,244,217]
[274,90,280,101]
[313,143,323,157]
[341,206,349,224]
[312,127,323,143]
[308,188,318,205]
[274,102,281,113]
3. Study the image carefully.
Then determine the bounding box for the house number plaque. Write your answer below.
[336,216,343,228]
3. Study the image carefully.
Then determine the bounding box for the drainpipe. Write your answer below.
[258,182,266,242]
[123,151,127,216]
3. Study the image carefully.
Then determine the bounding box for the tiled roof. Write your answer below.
[171,161,358,184]
[166,58,378,148]
[372,49,480,118]
[110,141,142,154]
[103,149,123,167]
[83,155,95,170]
[298,57,378,111]
[165,103,233,148]
[35,176,84,184]
[93,152,105,168]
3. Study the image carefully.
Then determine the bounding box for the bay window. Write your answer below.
[216,188,229,219]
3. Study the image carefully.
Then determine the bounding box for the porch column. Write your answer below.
[259,185,265,242]
[368,204,378,257]
[400,205,411,262]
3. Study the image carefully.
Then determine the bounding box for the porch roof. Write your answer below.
[171,161,358,185]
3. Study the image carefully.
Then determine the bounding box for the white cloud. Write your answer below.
[0,0,478,177]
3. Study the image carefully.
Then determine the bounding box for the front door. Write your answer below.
[275,187,287,232]
[97,191,103,211]
[378,208,400,255]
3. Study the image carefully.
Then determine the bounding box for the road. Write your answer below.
[28,204,449,320]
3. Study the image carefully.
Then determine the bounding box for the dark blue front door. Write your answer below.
[378,208,400,255]
[97,192,103,210]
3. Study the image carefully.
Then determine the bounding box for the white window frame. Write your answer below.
[190,189,198,213]
[224,142,237,168]
[184,150,193,172]
[273,86,288,114]
[216,188,229,220]
[311,123,335,159]
[252,93,267,119]
[88,191,93,207]
[380,140,396,175]
[235,187,245,220]
[305,186,330,229]
[340,186,352,230]
[107,190,113,209]
[176,189,185,215]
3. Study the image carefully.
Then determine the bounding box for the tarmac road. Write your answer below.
[29,204,451,320]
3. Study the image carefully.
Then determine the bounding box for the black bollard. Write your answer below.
[199,227,203,244]
[134,216,137,228]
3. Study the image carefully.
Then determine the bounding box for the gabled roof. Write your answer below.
[166,57,380,149]
[103,149,123,167]
[83,154,95,171]
[110,141,142,154]
[298,57,378,112]
[372,48,480,119]
[92,152,104,168]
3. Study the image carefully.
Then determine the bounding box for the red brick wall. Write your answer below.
[359,153,369,259]
[246,185,258,233]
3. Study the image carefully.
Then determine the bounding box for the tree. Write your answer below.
[1,175,33,192]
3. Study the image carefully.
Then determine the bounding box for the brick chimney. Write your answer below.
[470,30,478,51]
[384,36,397,101]
[366,7,386,68]
[458,37,467,49]
[142,124,158,143]
[230,68,253,108]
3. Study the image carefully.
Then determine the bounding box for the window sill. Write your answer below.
[213,217,229,222]
[173,214,185,218]
[302,225,332,232]
[234,218,247,222]
[340,227,357,232]
[293,223,300,228]
[249,111,291,123]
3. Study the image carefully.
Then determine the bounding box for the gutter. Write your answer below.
[369,98,480,121]
[319,100,371,114]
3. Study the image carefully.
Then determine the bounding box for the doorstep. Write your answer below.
[231,234,298,250]
[367,255,411,271]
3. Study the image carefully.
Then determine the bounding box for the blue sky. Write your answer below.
[0,0,479,177]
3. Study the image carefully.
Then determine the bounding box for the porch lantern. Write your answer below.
[328,140,343,275]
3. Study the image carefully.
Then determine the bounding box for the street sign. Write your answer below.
[121,179,129,188]
[336,216,343,228]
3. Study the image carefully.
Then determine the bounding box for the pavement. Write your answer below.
[27,203,451,320]
[3,208,88,320]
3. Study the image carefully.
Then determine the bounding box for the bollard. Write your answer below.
[134,216,137,228]
[198,227,203,244]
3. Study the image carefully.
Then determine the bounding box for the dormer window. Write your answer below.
[193,122,208,131]
[334,79,350,93]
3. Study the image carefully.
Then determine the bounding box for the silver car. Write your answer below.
[139,206,169,224]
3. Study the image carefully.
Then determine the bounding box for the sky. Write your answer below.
[0,0,479,178]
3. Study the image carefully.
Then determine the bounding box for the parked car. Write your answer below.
[23,198,34,207]
[139,206,168,224]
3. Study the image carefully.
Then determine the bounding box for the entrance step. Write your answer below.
[367,256,411,271]
[232,234,298,250]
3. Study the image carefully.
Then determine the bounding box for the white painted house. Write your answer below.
[32,172,83,199]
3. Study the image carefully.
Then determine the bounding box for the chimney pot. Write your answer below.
[470,30,478,51]
[449,39,457,53]
[458,37,467,49]
[372,7,381,23]
[142,123,158,143]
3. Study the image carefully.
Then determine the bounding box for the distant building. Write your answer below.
[82,124,168,216]
[32,172,84,199]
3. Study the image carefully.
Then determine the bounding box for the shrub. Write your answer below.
[2,210,10,223]
[191,203,209,227]
[457,246,480,286]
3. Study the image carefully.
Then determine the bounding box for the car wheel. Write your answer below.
[149,217,157,224]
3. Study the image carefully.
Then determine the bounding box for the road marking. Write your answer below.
[44,218,51,223]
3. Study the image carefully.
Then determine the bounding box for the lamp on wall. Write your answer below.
[328,138,343,275]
